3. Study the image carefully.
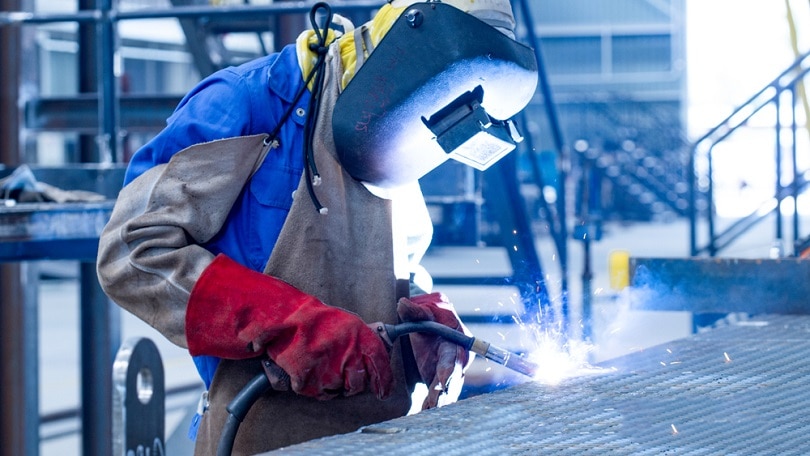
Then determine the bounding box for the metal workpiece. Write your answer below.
[0,201,114,260]
[261,314,810,455]
[0,165,124,261]
[113,337,166,456]
[628,257,810,314]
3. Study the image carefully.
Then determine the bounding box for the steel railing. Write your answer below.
[689,48,810,256]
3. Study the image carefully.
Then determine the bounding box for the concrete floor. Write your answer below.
[36,215,795,455]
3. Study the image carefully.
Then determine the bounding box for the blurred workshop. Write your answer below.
[2,0,810,455]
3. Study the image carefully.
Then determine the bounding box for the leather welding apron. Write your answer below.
[193,45,412,455]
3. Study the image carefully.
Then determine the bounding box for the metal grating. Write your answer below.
[262,315,810,455]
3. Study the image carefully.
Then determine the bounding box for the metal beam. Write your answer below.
[25,95,181,133]
[628,257,810,314]
[170,0,223,77]
[0,0,20,162]
[0,263,38,456]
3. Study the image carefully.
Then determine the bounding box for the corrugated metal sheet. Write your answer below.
[262,315,810,455]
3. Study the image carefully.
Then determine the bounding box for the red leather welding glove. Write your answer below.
[185,254,394,401]
[397,292,472,409]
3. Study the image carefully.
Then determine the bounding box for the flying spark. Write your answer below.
[520,326,613,386]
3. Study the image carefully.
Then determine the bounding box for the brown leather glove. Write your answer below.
[185,254,395,400]
[397,292,472,409]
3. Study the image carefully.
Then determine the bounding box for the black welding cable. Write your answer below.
[216,372,272,456]
[216,322,478,455]
[382,321,476,351]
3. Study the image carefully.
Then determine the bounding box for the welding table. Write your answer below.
[0,165,124,456]
[261,314,810,455]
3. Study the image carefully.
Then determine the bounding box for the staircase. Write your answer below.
[547,96,692,222]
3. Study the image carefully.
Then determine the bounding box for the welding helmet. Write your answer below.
[332,0,538,188]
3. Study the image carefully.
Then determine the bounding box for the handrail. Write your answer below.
[689,48,810,256]
[691,49,810,149]
[704,171,810,254]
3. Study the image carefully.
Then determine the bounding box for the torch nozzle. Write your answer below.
[378,321,539,378]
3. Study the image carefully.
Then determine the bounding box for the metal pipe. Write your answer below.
[0,1,381,25]
[790,85,799,246]
[0,2,37,453]
[707,143,716,256]
[776,90,783,254]
[689,143,697,255]
[97,0,117,163]
[0,263,38,456]
[0,10,100,25]
[515,0,569,327]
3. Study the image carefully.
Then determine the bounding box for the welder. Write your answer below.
[96,0,537,453]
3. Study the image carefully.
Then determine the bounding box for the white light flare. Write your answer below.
[528,336,588,385]
[523,329,614,386]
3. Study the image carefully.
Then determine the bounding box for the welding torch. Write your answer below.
[374,321,539,377]
[217,321,539,456]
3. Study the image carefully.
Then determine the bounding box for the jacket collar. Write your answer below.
[267,44,308,105]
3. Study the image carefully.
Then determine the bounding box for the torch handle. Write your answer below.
[382,321,538,378]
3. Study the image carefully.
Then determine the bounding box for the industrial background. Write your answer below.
[2,0,810,455]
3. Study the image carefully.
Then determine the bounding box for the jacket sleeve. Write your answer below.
[124,68,255,185]
[97,134,272,347]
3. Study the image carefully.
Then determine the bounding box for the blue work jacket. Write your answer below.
[124,44,310,388]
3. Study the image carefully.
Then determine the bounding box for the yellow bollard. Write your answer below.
[608,250,630,290]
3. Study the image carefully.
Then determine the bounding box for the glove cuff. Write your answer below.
[185,253,313,359]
